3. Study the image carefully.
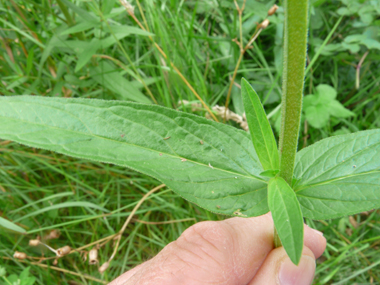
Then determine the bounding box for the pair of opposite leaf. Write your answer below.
[1,85,380,266]
[241,78,303,265]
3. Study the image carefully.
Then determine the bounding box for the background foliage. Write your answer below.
[1,0,380,283]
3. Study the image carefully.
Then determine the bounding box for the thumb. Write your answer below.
[248,246,316,285]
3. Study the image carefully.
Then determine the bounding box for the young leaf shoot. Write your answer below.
[241,78,279,171]
[268,176,304,265]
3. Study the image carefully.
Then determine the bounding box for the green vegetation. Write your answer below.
[0,266,36,285]
[1,0,380,283]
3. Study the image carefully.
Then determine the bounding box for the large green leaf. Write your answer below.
[268,177,303,265]
[241,78,279,170]
[294,130,380,219]
[0,96,269,217]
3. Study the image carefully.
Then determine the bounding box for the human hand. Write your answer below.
[109,213,326,285]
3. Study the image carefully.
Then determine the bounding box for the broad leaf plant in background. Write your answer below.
[1,0,380,268]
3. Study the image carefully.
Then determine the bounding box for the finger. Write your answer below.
[248,246,316,285]
[110,213,275,285]
[304,224,326,258]
[265,213,326,259]
[108,214,326,285]
[108,262,148,285]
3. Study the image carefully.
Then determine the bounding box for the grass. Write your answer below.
[1,0,380,284]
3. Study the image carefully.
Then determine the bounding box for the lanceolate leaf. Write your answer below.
[268,177,304,265]
[241,78,279,170]
[294,130,380,219]
[0,96,269,217]
[12,202,109,223]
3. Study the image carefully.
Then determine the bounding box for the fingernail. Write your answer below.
[279,255,315,285]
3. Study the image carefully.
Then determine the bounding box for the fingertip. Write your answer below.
[304,224,326,259]
[248,246,316,285]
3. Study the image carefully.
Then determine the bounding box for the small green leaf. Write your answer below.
[295,130,380,219]
[328,101,355,118]
[337,7,350,15]
[302,95,317,109]
[0,266,5,277]
[259,169,279,178]
[362,38,380,50]
[241,78,279,170]
[60,21,99,35]
[268,177,304,265]
[108,25,154,37]
[0,96,269,218]
[304,105,330,128]
[75,38,102,72]
[303,84,354,129]
[19,266,37,285]
[344,34,367,43]
[19,267,31,280]
[342,42,360,53]
[0,217,26,234]
[316,84,337,100]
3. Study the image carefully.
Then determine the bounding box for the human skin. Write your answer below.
[109,213,326,285]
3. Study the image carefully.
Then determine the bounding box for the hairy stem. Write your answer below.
[279,0,309,184]
[275,0,309,246]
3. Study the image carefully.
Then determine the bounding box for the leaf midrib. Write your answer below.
[108,108,255,176]
[295,170,380,192]
[246,83,274,168]
[296,194,380,202]
[276,183,296,253]
[297,135,380,186]
[0,114,266,183]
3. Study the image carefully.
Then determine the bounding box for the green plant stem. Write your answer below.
[275,0,309,246]
[279,0,309,184]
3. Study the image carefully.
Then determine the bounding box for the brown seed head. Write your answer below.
[29,239,40,246]
[57,245,71,257]
[120,0,134,14]
[89,248,99,265]
[259,19,270,29]
[268,4,279,16]
[46,229,60,240]
[99,261,110,274]
[13,251,27,260]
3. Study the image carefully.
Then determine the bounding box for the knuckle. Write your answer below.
[182,221,233,250]
[158,221,243,284]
